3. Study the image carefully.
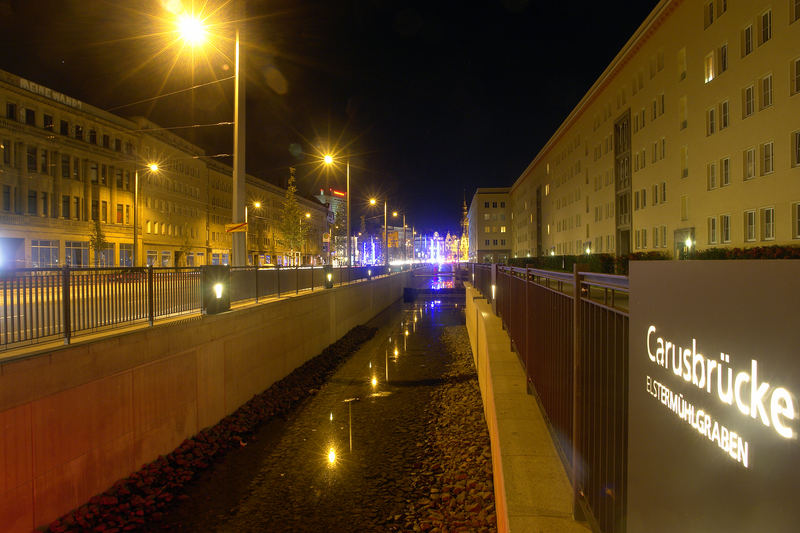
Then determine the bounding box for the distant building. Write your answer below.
[506,0,800,259]
[467,187,511,263]
[0,68,327,268]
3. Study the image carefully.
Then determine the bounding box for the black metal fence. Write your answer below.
[470,263,630,533]
[0,264,394,351]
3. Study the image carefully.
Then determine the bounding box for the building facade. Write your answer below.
[509,0,800,259]
[467,187,511,263]
[0,68,327,268]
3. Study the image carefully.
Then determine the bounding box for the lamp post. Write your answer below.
[323,155,351,275]
[369,198,388,267]
[133,163,159,267]
[174,4,246,266]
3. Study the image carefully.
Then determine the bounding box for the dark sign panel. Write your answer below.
[628,261,800,533]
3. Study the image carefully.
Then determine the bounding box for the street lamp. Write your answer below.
[133,163,159,267]
[323,154,351,273]
[370,198,388,267]
[174,5,246,266]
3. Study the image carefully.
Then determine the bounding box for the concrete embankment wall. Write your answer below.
[465,284,589,533]
[0,272,409,532]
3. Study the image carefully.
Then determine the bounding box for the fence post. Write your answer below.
[276,264,281,298]
[311,265,314,291]
[572,262,587,519]
[255,266,259,304]
[62,267,71,345]
[148,265,154,326]
[296,264,299,295]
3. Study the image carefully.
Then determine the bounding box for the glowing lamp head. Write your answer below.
[328,447,336,464]
[585,246,591,254]
[305,212,311,219]
[371,377,377,387]
[394,348,399,356]
[177,14,208,46]
[685,237,693,248]
[213,283,223,299]
[148,163,159,172]
[369,198,377,206]
[404,330,408,336]
[367,269,371,276]
[323,154,333,165]
[392,211,398,217]
[326,273,332,282]
[253,201,261,209]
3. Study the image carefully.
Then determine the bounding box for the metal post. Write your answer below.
[383,201,388,267]
[276,264,281,298]
[295,264,299,295]
[231,8,247,266]
[572,263,587,519]
[255,266,259,303]
[62,266,71,345]
[346,158,351,280]
[133,169,139,267]
[147,265,154,326]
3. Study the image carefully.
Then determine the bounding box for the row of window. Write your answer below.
[482,200,506,209]
[634,226,669,250]
[483,238,507,247]
[707,207,783,244]
[482,225,507,234]
[634,182,668,211]
[4,101,134,154]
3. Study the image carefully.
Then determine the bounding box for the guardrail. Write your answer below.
[471,263,629,533]
[0,264,399,352]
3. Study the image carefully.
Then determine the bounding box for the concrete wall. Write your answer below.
[0,272,409,532]
[465,284,589,533]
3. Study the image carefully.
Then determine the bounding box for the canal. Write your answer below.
[144,270,496,532]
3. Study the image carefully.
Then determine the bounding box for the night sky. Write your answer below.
[0,0,657,235]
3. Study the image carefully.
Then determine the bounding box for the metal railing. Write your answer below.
[0,263,398,352]
[476,263,630,533]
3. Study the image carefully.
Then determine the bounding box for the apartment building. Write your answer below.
[510,0,800,259]
[468,187,511,263]
[0,68,327,268]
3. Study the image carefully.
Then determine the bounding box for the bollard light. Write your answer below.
[491,283,496,301]
[214,283,223,299]
[202,265,230,315]
[326,273,332,282]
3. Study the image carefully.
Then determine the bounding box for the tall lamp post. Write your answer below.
[323,155,350,275]
[133,163,159,267]
[369,198,388,266]
[174,4,246,265]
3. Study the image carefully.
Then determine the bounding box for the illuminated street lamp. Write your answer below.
[174,6,247,266]
[133,163,159,266]
[370,198,388,267]
[323,154,351,273]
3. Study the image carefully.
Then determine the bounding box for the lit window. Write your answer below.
[500,226,506,233]
[704,53,715,83]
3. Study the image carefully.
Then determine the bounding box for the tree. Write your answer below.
[89,219,109,266]
[277,169,309,264]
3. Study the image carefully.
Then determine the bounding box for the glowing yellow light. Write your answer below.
[404,330,409,336]
[585,246,591,254]
[326,273,332,282]
[392,211,398,217]
[394,348,399,356]
[413,316,417,323]
[330,412,333,421]
[177,14,208,46]
[253,201,261,209]
[213,283,223,299]
[371,377,377,387]
[324,154,333,165]
[328,447,336,464]
[369,198,377,206]
[305,212,311,219]
[685,237,693,248]
[148,163,159,172]
[369,362,372,368]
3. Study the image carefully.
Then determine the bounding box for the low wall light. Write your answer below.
[214,283,223,299]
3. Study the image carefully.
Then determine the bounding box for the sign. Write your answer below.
[330,188,346,197]
[19,77,82,109]
[628,261,800,532]
[387,231,399,248]
[323,232,331,243]
[224,222,247,233]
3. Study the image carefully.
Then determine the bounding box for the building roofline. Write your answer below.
[512,0,678,192]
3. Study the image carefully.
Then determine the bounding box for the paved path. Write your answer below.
[146,296,496,532]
